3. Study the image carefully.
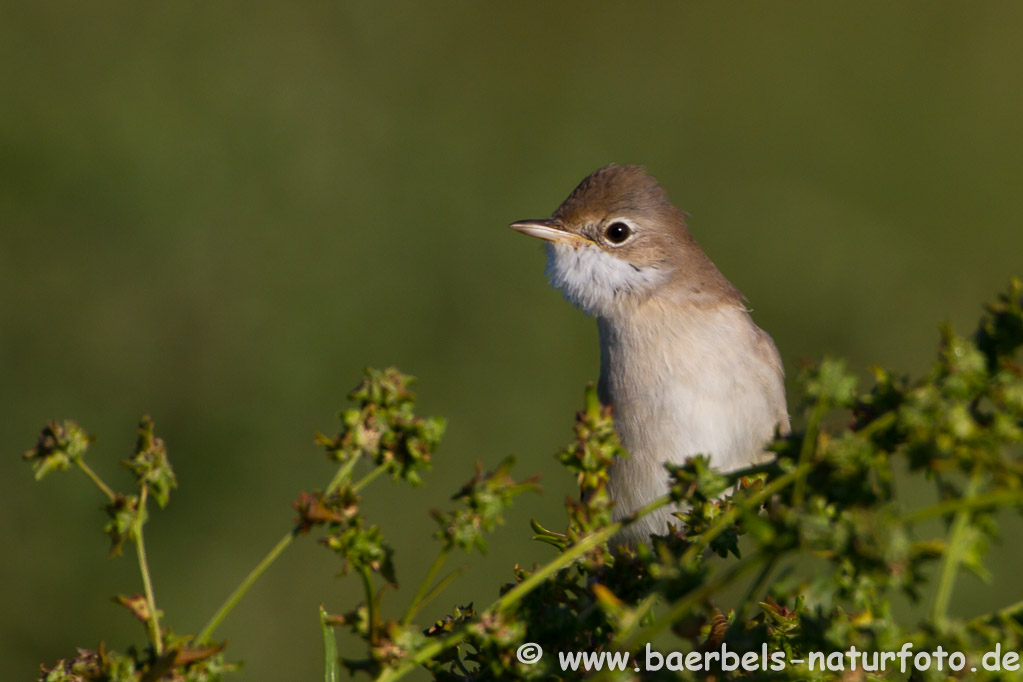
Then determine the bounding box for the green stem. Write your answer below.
[196,529,297,643]
[907,596,1023,652]
[403,565,469,627]
[320,605,340,682]
[588,560,767,682]
[401,547,451,626]
[792,398,825,507]
[360,565,378,645]
[856,411,897,438]
[326,455,362,495]
[134,486,163,655]
[906,490,1023,523]
[75,459,116,502]
[734,553,779,625]
[931,471,983,627]
[375,497,668,682]
[724,459,782,482]
[492,497,667,614]
[970,597,1023,627]
[376,463,810,682]
[353,464,388,492]
[615,592,659,641]
[616,552,766,656]
[996,598,1023,621]
[680,463,809,567]
[195,459,384,643]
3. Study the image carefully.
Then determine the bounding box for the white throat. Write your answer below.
[544,242,671,318]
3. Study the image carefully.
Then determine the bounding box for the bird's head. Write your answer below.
[511,164,727,318]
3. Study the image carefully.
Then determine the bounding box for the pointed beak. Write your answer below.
[509,219,593,246]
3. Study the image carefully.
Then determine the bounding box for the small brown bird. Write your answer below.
[511,164,789,545]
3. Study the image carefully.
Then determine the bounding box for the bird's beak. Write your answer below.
[509,219,593,246]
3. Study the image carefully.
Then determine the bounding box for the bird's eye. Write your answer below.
[604,221,633,245]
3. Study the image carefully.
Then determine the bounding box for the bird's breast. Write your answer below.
[598,304,785,535]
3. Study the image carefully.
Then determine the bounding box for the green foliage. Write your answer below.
[23,419,92,480]
[432,457,541,554]
[556,385,625,538]
[123,416,177,509]
[27,416,232,680]
[317,367,446,487]
[104,493,141,558]
[21,281,1023,680]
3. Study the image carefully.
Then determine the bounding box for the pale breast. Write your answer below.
[600,303,787,545]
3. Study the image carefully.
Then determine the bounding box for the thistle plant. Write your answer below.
[23,280,1023,681]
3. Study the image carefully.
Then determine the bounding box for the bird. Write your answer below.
[510,164,789,546]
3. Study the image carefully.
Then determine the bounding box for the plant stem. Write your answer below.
[792,398,825,507]
[75,453,163,651]
[195,459,384,643]
[931,471,982,627]
[320,605,340,682]
[376,464,810,682]
[326,455,361,495]
[134,486,163,655]
[360,565,379,645]
[75,459,116,502]
[855,411,897,438]
[374,497,669,682]
[616,592,659,641]
[492,497,667,613]
[906,489,1023,523]
[407,565,470,624]
[616,552,766,656]
[197,530,296,643]
[981,597,1023,625]
[400,547,450,626]
[734,553,779,625]
[353,464,388,492]
[724,459,781,482]
[680,463,809,567]
[906,596,1023,653]
[589,562,766,682]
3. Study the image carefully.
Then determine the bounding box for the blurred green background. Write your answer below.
[3,3,1023,679]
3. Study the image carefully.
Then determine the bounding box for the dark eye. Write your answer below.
[604,221,632,245]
